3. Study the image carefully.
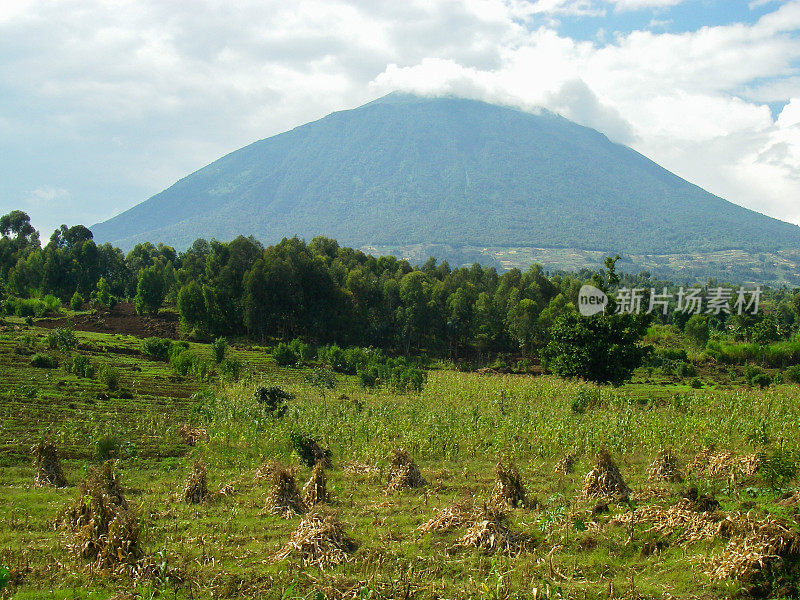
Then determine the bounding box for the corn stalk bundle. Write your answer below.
[583,450,632,501]
[646,449,683,483]
[456,505,528,553]
[178,424,208,446]
[302,463,329,507]
[266,465,306,517]
[385,449,426,492]
[489,461,528,509]
[554,452,578,475]
[707,514,800,582]
[65,460,140,568]
[31,441,67,488]
[183,459,208,504]
[274,508,356,569]
[417,502,473,534]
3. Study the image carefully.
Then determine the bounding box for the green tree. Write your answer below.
[684,314,710,347]
[134,266,166,316]
[177,281,207,331]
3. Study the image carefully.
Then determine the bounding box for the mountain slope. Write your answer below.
[92,93,800,255]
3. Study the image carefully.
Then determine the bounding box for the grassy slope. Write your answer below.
[1,324,799,599]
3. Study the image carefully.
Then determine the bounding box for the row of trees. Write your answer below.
[3,210,800,382]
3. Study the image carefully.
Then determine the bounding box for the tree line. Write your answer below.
[2,210,800,383]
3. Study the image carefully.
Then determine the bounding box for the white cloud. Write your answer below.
[0,0,799,237]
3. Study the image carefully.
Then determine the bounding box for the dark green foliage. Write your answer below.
[141,337,174,361]
[219,357,242,381]
[571,388,600,414]
[211,337,228,364]
[170,350,196,377]
[134,266,165,316]
[785,365,800,384]
[542,313,652,386]
[675,361,697,378]
[306,368,336,400]
[758,448,797,489]
[70,291,85,310]
[91,277,116,309]
[95,436,120,461]
[47,326,77,352]
[70,354,95,378]
[254,386,293,418]
[684,314,710,347]
[290,432,332,468]
[272,342,299,367]
[30,353,58,368]
[690,378,704,389]
[98,364,120,391]
[751,373,772,389]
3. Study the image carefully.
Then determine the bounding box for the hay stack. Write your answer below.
[687,448,761,479]
[583,450,631,501]
[554,452,578,475]
[385,449,427,492]
[613,504,729,544]
[457,505,528,553]
[31,442,67,488]
[178,424,208,446]
[65,460,140,568]
[302,462,329,507]
[647,449,683,482]
[274,508,356,569]
[265,465,306,517]
[417,502,473,534]
[183,459,209,504]
[708,515,800,583]
[490,461,528,509]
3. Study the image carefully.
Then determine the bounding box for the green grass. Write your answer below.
[1,325,799,598]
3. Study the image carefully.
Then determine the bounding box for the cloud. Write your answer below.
[0,0,798,238]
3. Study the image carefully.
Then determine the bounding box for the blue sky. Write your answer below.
[1,0,799,239]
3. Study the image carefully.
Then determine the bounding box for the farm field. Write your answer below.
[1,322,800,599]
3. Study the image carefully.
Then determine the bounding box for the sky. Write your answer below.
[1,0,799,241]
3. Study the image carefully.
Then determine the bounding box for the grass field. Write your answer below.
[1,322,799,599]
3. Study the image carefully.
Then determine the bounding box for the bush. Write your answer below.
[751,373,772,389]
[571,388,600,414]
[211,337,228,364]
[219,357,242,381]
[141,337,173,361]
[272,342,298,367]
[70,292,85,311]
[42,295,62,313]
[70,354,95,378]
[254,386,293,417]
[47,326,77,352]
[95,435,120,461]
[30,353,58,368]
[288,338,315,363]
[170,350,196,377]
[675,361,696,378]
[358,367,380,388]
[689,378,703,389]
[785,365,800,384]
[9,298,47,318]
[98,364,120,391]
[758,448,797,489]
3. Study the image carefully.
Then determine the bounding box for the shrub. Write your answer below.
[571,388,600,414]
[744,365,764,381]
[47,326,77,351]
[675,361,696,378]
[219,357,242,381]
[30,353,58,368]
[272,342,298,367]
[98,364,120,391]
[95,435,120,460]
[288,338,315,363]
[751,373,772,389]
[141,337,173,361]
[358,367,380,388]
[689,378,703,389]
[70,292,85,311]
[70,354,95,378]
[211,337,228,364]
[42,295,62,313]
[785,365,800,384]
[254,386,293,418]
[758,448,797,489]
[170,350,196,377]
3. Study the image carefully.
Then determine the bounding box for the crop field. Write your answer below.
[1,323,800,599]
